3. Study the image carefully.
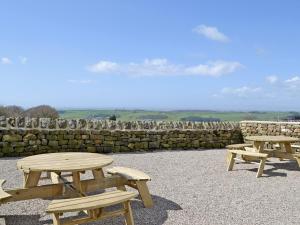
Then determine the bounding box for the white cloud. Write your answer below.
[193,25,229,43]
[185,61,242,77]
[1,57,12,64]
[284,76,300,89]
[87,61,118,73]
[67,79,92,84]
[266,75,278,84]
[220,86,262,97]
[20,57,28,64]
[87,58,242,77]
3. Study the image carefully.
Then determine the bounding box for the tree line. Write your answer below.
[0,105,59,118]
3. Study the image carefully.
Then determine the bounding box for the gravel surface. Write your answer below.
[1,149,300,225]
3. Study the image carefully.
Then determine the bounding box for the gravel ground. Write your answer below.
[1,149,300,225]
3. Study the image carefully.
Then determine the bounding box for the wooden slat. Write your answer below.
[0,180,11,200]
[47,191,137,213]
[228,149,268,158]
[2,176,127,203]
[17,152,113,172]
[106,167,151,181]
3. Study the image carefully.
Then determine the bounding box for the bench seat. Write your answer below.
[226,143,253,150]
[106,167,151,181]
[47,190,137,225]
[106,167,153,208]
[227,149,268,178]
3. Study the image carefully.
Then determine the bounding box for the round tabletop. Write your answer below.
[245,135,299,143]
[17,152,113,172]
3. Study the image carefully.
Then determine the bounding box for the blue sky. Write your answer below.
[1,0,300,110]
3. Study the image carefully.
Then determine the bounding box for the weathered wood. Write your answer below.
[135,181,153,208]
[124,201,134,225]
[2,176,127,204]
[228,149,268,158]
[106,167,151,181]
[17,152,113,172]
[257,158,266,178]
[227,149,268,178]
[47,191,137,225]
[226,143,253,149]
[24,171,41,188]
[245,136,299,143]
[0,180,11,201]
[227,152,236,171]
[0,218,6,225]
[47,190,137,213]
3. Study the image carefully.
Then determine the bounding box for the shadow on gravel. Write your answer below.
[2,195,182,225]
[246,161,300,177]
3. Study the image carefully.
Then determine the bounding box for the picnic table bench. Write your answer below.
[0,152,153,225]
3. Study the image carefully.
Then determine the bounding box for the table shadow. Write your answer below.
[244,160,299,177]
[1,195,182,225]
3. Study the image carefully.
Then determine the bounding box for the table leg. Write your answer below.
[24,171,42,188]
[284,142,295,154]
[254,141,265,152]
[72,172,83,195]
[92,169,105,181]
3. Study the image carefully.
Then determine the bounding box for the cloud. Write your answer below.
[20,57,28,64]
[87,58,242,77]
[193,25,229,43]
[185,61,242,77]
[266,75,278,84]
[220,86,262,97]
[67,79,92,84]
[284,76,300,89]
[1,57,12,64]
[87,61,118,73]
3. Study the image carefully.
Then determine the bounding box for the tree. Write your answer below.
[24,105,59,118]
[109,114,117,121]
[0,105,24,117]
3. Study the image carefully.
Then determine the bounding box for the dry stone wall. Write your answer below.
[0,117,242,157]
[240,120,300,139]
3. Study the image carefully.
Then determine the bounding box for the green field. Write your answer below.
[58,109,300,122]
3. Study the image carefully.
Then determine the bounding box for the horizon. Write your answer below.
[1,1,300,110]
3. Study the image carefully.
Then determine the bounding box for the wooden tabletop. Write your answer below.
[17,152,113,172]
[245,135,299,143]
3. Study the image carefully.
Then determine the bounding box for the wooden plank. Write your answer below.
[17,152,113,172]
[228,150,268,158]
[257,158,266,178]
[135,181,153,208]
[47,191,137,213]
[24,171,41,188]
[106,167,151,181]
[2,176,127,204]
[0,218,6,225]
[227,152,236,171]
[124,201,134,225]
[0,180,11,200]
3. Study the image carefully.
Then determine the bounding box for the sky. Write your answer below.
[1,0,300,111]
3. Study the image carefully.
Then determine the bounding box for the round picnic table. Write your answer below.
[17,152,113,192]
[245,135,300,160]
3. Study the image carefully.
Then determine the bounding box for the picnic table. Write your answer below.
[0,152,153,224]
[17,152,113,192]
[227,135,300,177]
[245,135,300,160]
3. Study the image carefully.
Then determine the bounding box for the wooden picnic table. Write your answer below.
[245,135,300,160]
[17,152,113,196]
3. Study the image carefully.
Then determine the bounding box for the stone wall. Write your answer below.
[0,117,242,157]
[240,120,300,139]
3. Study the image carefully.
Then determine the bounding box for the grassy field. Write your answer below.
[58,109,299,122]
